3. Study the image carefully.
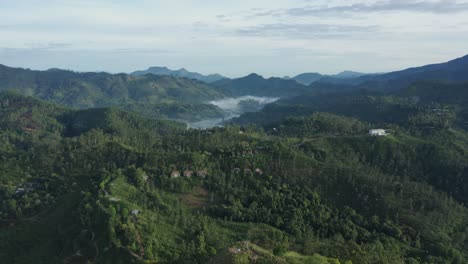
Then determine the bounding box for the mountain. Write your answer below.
[0,91,186,137]
[290,71,371,85]
[131,66,227,83]
[0,64,226,122]
[398,81,468,104]
[354,54,468,91]
[213,73,309,97]
[334,70,368,79]
[232,81,468,132]
[278,55,468,98]
[290,72,324,85]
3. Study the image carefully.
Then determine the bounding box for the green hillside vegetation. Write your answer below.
[267,113,370,138]
[1,92,467,263]
[207,241,344,264]
[131,66,226,83]
[0,65,225,122]
[399,82,468,104]
[122,101,224,123]
[213,73,309,97]
[232,89,460,132]
[340,54,468,91]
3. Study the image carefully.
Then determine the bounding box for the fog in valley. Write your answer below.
[187,96,278,129]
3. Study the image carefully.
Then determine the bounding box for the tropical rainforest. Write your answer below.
[0,54,468,264]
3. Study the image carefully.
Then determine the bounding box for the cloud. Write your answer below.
[23,42,72,50]
[236,23,379,39]
[287,0,468,17]
[1,0,467,76]
[226,0,468,20]
[110,48,176,54]
[0,46,175,55]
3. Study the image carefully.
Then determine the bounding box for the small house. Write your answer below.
[171,171,181,178]
[233,168,241,174]
[196,170,207,178]
[369,129,387,136]
[255,168,263,175]
[183,170,193,178]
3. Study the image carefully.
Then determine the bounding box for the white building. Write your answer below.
[369,129,387,136]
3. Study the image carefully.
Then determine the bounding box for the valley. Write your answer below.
[188,96,279,128]
[1,54,468,263]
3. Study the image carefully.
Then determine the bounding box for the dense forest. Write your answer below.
[0,65,225,122]
[0,55,468,263]
[1,89,467,263]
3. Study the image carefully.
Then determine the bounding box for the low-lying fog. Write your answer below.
[188,96,279,129]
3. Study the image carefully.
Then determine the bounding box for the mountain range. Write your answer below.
[2,53,468,263]
[349,53,468,91]
[1,53,468,125]
[211,54,468,98]
[289,71,371,85]
[212,73,310,98]
[0,64,226,122]
[131,66,227,83]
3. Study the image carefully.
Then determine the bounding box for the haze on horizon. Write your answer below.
[1,0,468,78]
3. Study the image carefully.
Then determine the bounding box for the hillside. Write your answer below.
[213,73,309,97]
[0,64,226,122]
[232,79,468,129]
[207,241,343,264]
[354,54,468,91]
[131,66,227,83]
[1,93,467,263]
[0,91,185,138]
[290,72,324,85]
[291,71,370,85]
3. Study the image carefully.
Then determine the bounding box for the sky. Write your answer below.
[1,0,468,77]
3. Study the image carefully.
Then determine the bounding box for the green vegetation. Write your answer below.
[1,90,468,263]
[0,65,225,122]
[213,73,309,97]
[232,88,462,131]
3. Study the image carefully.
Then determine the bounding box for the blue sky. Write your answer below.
[1,0,468,77]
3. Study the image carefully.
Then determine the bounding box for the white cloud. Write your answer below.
[0,0,467,77]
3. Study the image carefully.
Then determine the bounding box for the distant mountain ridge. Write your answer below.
[212,73,310,97]
[290,71,372,85]
[0,64,226,122]
[353,54,468,91]
[232,53,468,126]
[131,66,227,83]
[290,72,323,85]
[290,54,468,89]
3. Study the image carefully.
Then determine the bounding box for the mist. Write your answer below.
[210,96,278,115]
[188,95,279,129]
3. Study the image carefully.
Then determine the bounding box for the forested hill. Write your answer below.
[290,71,371,86]
[0,64,226,122]
[233,81,468,129]
[212,73,310,97]
[131,66,227,83]
[1,92,467,263]
[350,54,468,91]
[0,91,185,138]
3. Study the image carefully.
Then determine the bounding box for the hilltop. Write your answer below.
[0,64,226,122]
[131,66,227,83]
